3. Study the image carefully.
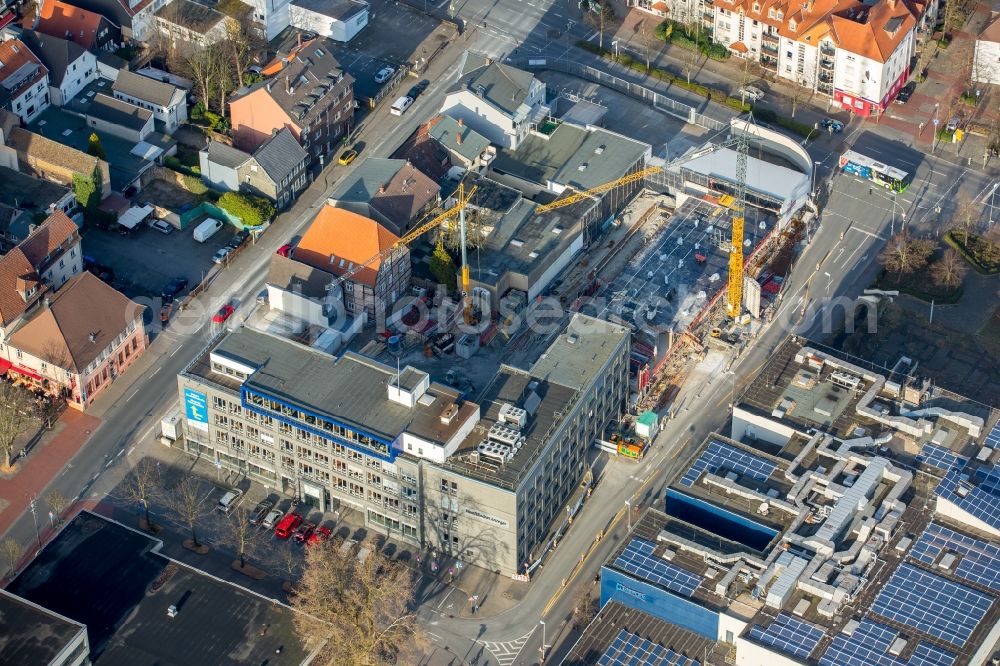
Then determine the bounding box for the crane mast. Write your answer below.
[727,130,749,319]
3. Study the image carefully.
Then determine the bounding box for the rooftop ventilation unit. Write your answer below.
[498,403,528,428]
[477,441,511,463]
[830,371,861,391]
[489,421,522,446]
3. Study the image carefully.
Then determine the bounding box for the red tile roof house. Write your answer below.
[0,211,146,409]
[292,204,411,328]
[27,0,122,51]
[0,38,51,124]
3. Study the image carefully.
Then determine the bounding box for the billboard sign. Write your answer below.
[184,388,209,431]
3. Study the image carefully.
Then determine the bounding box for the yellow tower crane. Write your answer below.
[332,182,479,321]
[532,133,750,318]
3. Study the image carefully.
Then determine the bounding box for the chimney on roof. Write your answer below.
[485,57,492,65]
[88,332,97,343]
[456,132,462,145]
[457,117,464,127]
[379,184,386,194]
[297,33,302,48]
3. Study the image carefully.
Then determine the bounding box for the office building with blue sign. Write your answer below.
[574,338,1000,666]
[177,313,629,575]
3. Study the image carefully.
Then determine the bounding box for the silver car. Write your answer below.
[374,66,395,84]
[738,85,765,102]
[149,219,173,234]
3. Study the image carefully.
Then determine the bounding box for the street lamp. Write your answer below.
[539,620,547,662]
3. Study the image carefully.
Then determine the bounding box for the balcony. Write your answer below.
[762,31,778,43]
[761,41,778,54]
[819,73,834,84]
[820,44,835,56]
[820,58,835,70]
[818,82,834,95]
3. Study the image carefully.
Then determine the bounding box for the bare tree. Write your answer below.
[220,503,260,569]
[227,15,263,89]
[931,248,969,288]
[0,537,22,578]
[878,231,937,278]
[950,191,979,244]
[178,44,227,112]
[118,458,162,529]
[789,81,808,118]
[165,476,212,548]
[45,490,68,525]
[981,224,1000,264]
[291,546,421,666]
[0,383,37,472]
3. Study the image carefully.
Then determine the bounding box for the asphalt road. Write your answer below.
[6,3,998,664]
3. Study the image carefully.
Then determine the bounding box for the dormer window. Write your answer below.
[777,10,783,19]
[789,19,796,30]
[768,7,775,17]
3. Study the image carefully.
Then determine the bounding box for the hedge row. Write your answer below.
[218,191,275,228]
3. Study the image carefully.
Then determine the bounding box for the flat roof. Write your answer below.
[530,312,631,391]
[563,601,727,666]
[0,165,70,211]
[185,327,476,447]
[6,512,308,665]
[291,0,368,20]
[0,589,86,665]
[674,145,807,203]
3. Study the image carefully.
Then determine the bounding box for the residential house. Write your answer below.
[95,50,128,80]
[5,272,146,408]
[427,115,491,171]
[289,0,370,42]
[0,204,32,250]
[229,40,354,165]
[199,140,251,192]
[974,12,1000,84]
[292,204,410,324]
[111,69,187,132]
[64,0,163,43]
[199,128,309,209]
[0,166,76,218]
[29,0,120,51]
[20,30,97,106]
[0,211,82,340]
[7,127,112,196]
[0,38,51,124]
[153,0,234,50]
[709,0,917,114]
[242,128,309,209]
[85,92,153,141]
[329,158,440,237]
[439,54,546,150]
[631,0,708,24]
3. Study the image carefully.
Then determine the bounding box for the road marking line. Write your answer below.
[436,585,455,609]
[428,632,442,641]
[116,449,124,458]
[126,389,139,402]
[105,459,113,468]
[150,367,160,377]
[170,346,182,357]
[128,446,136,456]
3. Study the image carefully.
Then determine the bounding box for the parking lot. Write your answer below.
[82,217,238,302]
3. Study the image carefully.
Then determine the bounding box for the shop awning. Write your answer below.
[0,358,11,374]
[119,205,155,229]
[10,365,41,381]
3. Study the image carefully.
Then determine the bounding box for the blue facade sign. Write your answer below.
[601,566,720,639]
[184,388,208,424]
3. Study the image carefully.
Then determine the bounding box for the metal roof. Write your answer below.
[252,127,307,184]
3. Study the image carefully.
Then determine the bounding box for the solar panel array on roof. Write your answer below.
[915,443,968,472]
[680,440,776,487]
[613,538,702,597]
[985,420,1000,449]
[871,564,993,647]
[597,629,701,666]
[819,618,957,666]
[747,613,822,660]
[935,463,1000,532]
[910,522,1000,592]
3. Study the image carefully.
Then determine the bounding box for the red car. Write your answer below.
[276,243,293,257]
[212,304,235,324]
[306,525,332,547]
[293,522,316,544]
[274,512,302,539]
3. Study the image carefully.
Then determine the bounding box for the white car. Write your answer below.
[149,219,173,234]
[212,247,232,265]
[217,489,244,513]
[374,66,395,84]
[738,86,765,102]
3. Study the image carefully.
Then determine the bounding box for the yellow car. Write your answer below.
[338,149,358,166]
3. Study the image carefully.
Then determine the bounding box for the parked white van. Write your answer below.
[390,95,414,116]
[193,217,224,243]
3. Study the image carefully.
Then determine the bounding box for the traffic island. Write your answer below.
[231,561,266,580]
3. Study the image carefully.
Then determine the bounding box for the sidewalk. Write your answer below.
[0,410,100,536]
